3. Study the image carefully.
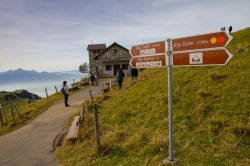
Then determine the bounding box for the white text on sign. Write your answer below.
[173,40,209,49]
[140,48,156,56]
[136,61,162,68]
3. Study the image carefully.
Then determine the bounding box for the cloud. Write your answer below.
[0,0,250,71]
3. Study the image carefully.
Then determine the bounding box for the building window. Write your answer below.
[93,50,96,54]
[106,65,112,71]
[97,51,99,54]
[114,49,117,54]
[122,64,128,70]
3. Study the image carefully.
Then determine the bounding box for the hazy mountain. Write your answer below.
[0,68,76,83]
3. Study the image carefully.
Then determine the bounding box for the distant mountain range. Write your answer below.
[0,68,79,83]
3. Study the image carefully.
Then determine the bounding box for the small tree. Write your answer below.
[79,62,88,73]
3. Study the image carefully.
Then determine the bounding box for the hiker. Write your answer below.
[62,81,70,107]
[228,26,233,35]
[90,71,95,86]
[131,68,138,81]
[94,71,99,86]
[221,27,226,31]
[116,68,125,89]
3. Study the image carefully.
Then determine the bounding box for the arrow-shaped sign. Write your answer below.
[130,41,165,57]
[130,54,167,68]
[173,48,233,66]
[130,41,167,68]
[172,31,232,53]
[129,31,233,68]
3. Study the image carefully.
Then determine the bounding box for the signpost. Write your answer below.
[172,31,232,52]
[130,41,167,68]
[129,31,233,163]
[173,48,233,66]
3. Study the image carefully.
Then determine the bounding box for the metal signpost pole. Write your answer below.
[167,38,174,162]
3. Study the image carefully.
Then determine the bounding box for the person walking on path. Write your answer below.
[94,71,99,86]
[116,68,125,89]
[63,81,70,107]
[228,26,233,35]
[90,71,95,86]
[131,68,138,81]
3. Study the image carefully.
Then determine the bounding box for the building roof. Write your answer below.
[87,44,106,51]
[94,42,129,59]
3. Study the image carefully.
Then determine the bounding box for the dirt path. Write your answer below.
[0,84,105,166]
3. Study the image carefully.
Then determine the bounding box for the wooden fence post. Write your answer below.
[54,86,58,94]
[9,102,16,124]
[3,106,8,124]
[79,105,85,127]
[0,104,3,126]
[78,104,85,141]
[45,88,49,99]
[93,104,100,152]
[89,90,94,104]
[109,80,112,91]
[14,103,20,118]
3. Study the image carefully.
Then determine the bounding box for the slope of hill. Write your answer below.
[0,90,41,105]
[56,28,250,165]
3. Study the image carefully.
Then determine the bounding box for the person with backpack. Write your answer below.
[94,71,99,86]
[90,71,95,86]
[131,68,138,81]
[61,81,70,107]
[228,26,233,35]
[116,68,125,89]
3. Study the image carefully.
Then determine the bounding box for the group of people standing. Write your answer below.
[62,67,138,107]
[116,68,138,89]
[221,26,233,34]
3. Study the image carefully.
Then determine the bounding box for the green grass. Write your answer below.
[56,28,250,166]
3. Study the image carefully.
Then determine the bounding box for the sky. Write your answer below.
[0,0,249,72]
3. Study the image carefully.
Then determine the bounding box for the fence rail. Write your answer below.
[0,103,20,126]
[44,77,90,99]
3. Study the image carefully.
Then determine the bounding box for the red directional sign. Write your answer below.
[130,41,166,68]
[130,54,167,68]
[130,41,165,57]
[130,31,233,68]
[173,48,233,66]
[172,31,232,52]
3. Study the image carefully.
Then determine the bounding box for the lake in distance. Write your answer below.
[0,71,88,98]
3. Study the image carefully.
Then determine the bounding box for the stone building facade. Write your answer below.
[87,42,131,77]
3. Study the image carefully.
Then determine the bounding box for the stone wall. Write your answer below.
[97,45,131,77]
[88,44,131,77]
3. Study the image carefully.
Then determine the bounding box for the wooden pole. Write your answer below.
[45,88,49,99]
[54,86,58,94]
[0,104,3,126]
[109,80,112,91]
[79,104,85,141]
[79,105,85,127]
[14,103,20,118]
[3,105,8,124]
[93,104,100,152]
[89,90,94,104]
[9,102,16,124]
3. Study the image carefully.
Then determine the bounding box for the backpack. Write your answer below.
[61,87,65,94]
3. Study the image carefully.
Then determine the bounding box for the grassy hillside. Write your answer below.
[56,28,250,165]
